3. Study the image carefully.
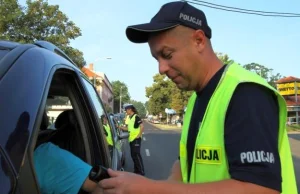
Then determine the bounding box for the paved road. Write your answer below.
[124,121,300,191]
[123,122,180,179]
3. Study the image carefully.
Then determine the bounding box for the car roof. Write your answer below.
[0,40,83,82]
[0,40,78,67]
[0,40,20,50]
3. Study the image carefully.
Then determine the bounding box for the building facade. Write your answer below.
[82,63,114,112]
[276,76,300,124]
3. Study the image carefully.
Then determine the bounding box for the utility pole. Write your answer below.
[119,86,123,113]
[295,81,299,124]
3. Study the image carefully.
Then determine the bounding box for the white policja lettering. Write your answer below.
[240,151,275,164]
[179,13,202,26]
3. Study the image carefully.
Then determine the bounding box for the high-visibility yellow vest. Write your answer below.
[125,115,130,125]
[180,63,297,194]
[103,124,113,146]
[128,114,141,142]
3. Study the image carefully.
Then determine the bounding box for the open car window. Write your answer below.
[32,69,110,194]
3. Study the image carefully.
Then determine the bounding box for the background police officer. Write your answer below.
[120,104,145,175]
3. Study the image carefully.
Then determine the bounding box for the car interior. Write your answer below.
[32,70,112,193]
[34,72,88,162]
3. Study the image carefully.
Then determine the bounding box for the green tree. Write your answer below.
[170,84,193,115]
[144,101,149,114]
[111,81,130,113]
[129,100,146,118]
[0,0,85,67]
[216,52,234,64]
[0,0,23,39]
[146,74,192,116]
[243,63,283,88]
[146,74,172,115]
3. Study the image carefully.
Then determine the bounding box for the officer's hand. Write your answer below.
[99,169,152,194]
[137,133,142,138]
[167,160,182,182]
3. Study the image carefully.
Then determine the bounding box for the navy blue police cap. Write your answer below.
[126,1,212,43]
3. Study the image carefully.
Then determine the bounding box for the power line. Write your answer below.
[186,0,300,17]
[184,0,300,17]
[190,0,300,16]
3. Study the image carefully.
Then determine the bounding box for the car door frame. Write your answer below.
[78,74,121,171]
[21,63,112,193]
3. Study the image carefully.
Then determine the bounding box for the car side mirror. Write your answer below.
[118,131,129,140]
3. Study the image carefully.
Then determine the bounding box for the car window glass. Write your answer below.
[0,147,15,193]
[81,78,114,158]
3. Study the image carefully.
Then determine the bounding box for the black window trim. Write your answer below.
[0,145,17,193]
[79,75,112,168]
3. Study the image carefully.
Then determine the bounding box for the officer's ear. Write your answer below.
[193,30,206,53]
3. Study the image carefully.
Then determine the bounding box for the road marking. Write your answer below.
[145,149,150,156]
[143,137,146,141]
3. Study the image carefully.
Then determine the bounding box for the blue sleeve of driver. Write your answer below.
[34,142,92,194]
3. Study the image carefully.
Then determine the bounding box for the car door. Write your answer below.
[18,63,111,193]
[79,75,120,170]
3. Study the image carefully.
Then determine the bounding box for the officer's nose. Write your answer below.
[158,59,169,75]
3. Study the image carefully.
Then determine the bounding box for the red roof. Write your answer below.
[276,76,300,84]
[81,66,101,78]
[284,96,300,106]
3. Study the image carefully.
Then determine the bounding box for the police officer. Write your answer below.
[120,104,145,175]
[124,113,130,126]
[99,1,297,194]
[101,115,114,153]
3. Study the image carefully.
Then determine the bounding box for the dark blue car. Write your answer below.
[0,40,127,193]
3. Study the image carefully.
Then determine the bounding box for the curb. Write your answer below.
[146,121,182,131]
[147,121,300,134]
[288,131,300,134]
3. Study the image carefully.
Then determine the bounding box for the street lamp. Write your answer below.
[119,86,123,113]
[91,57,112,87]
[94,57,112,63]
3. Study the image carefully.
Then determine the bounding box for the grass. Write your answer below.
[287,124,300,132]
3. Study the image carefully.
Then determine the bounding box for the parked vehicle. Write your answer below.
[0,40,128,193]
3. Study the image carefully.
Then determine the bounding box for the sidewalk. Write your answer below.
[290,137,300,158]
[288,131,300,134]
[149,121,300,134]
[148,122,182,131]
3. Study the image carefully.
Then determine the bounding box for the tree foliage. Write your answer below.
[170,84,193,115]
[129,100,146,118]
[243,63,283,88]
[111,81,130,113]
[0,0,85,67]
[216,52,234,64]
[146,74,172,115]
[145,53,285,117]
[145,74,192,116]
